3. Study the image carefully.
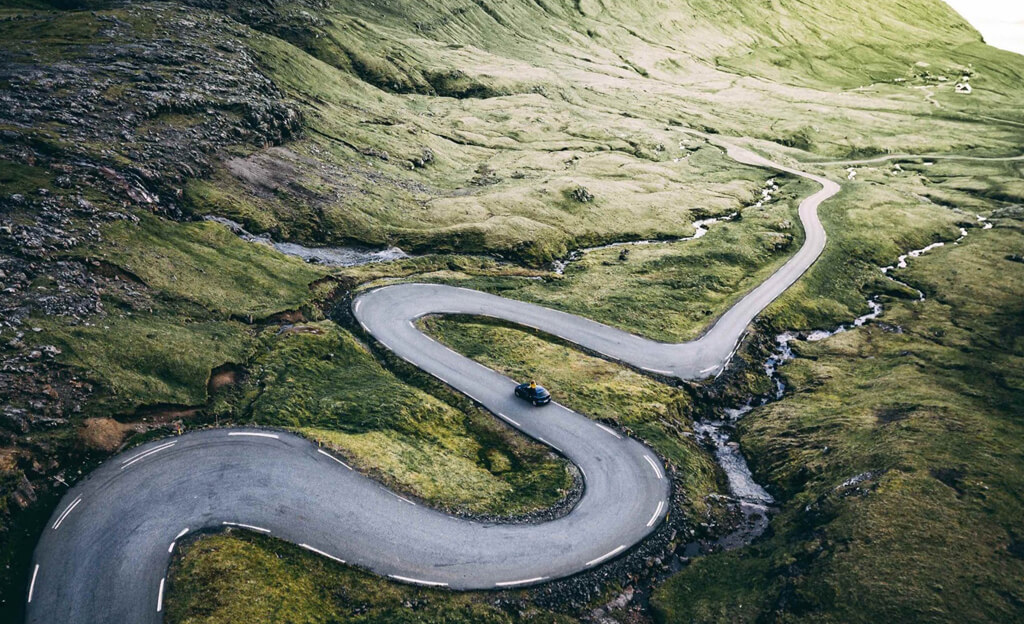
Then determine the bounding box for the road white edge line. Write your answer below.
[227,432,279,439]
[495,576,547,587]
[120,443,177,470]
[536,437,562,453]
[643,455,664,479]
[595,422,622,439]
[52,496,83,529]
[388,491,416,506]
[121,441,176,464]
[222,521,271,533]
[497,413,521,427]
[299,543,345,564]
[318,449,352,470]
[156,577,165,612]
[645,368,673,375]
[586,544,627,567]
[389,574,448,587]
[647,501,665,527]
[27,564,38,603]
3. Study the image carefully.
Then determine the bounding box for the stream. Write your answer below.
[551,181,780,274]
[688,217,986,553]
[204,215,409,267]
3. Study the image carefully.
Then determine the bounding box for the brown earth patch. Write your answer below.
[280,324,323,336]
[208,363,245,394]
[268,309,306,323]
[0,448,18,472]
[79,417,139,452]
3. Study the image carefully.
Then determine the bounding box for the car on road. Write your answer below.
[514,381,551,406]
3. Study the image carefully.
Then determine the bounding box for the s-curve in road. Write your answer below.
[27,426,670,623]
[25,133,829,624]
[355,131,840,382]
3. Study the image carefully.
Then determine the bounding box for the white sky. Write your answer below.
[942,0,1024,54]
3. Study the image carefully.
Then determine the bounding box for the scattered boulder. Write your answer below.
[570,185,594,203]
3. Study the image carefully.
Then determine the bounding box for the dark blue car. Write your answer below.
[514,382,551,406]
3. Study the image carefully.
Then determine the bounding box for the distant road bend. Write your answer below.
[30,133,918,624]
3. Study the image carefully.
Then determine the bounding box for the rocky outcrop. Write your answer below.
[0,6,304,603]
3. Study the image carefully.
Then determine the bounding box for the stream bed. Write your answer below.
[204,215,409,267]
[689,220,982,553]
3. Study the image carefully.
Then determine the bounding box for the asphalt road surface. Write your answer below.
[26,134,839,623]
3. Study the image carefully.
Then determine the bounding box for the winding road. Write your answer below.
[23,133,875,623]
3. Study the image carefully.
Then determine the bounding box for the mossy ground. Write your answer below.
[166,531,576,624]
[651,180,1024,622]
[232,321,571,517]
[420,315,720,512]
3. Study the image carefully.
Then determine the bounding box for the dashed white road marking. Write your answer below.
[586,544,627,567]
[699,365,717,374]
[170,527,190,552]
[595,423,622,439]
[156,578,165,613]
[389,574,448,587]
[497,413,521,427]
[643,455,664,479]
[318,449,352,470]
[536,437,561,453]
[27,564,39,603]
[299,543,345,564]
[645,368,673,375]
[121,441,175,465]
[227,432,279,440]
[354,299,362,313]
[387,491,416,506]
[495,576,546,587]
[647,501,665,527]
[120,442,176,470]
[222,521,271,534]
[52,496,83,530]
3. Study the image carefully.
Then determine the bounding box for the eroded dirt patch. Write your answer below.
[78,418,140,452]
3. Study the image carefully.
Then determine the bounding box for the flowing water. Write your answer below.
[204,216,409,267]
[691,219,985,552]
[551,179,780,274]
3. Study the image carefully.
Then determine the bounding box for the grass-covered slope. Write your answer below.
[653,164,1024,622]
[179,0,1024,263]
